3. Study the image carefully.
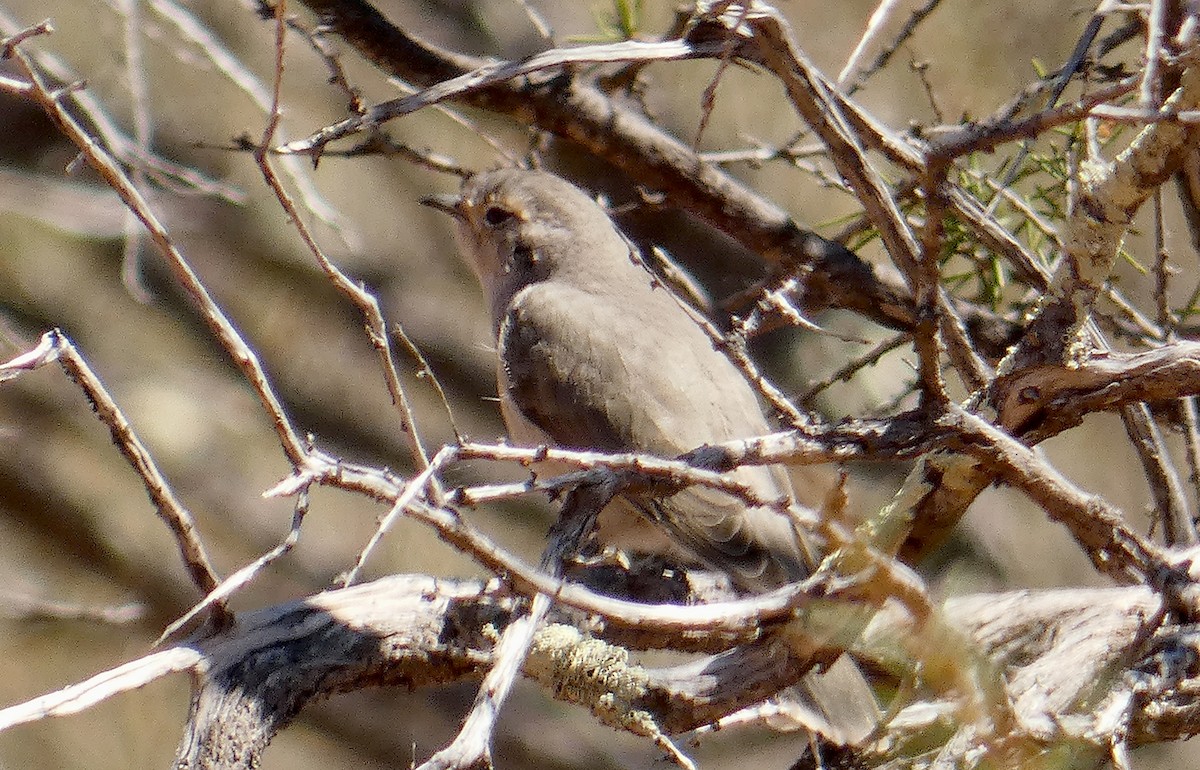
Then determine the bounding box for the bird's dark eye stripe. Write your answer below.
[484,206,515,225]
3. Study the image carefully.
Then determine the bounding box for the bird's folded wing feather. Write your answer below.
[500,280,813,585]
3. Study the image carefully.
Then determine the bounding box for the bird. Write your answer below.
[423,167,877,745]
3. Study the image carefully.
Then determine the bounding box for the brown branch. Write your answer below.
[946,408,1171,586]
[2,575,1180,768]
[991,340,1200,437]
[0,331,225,605]
[2,24,310,467]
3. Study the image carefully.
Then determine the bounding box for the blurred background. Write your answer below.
[0,0,1194,767]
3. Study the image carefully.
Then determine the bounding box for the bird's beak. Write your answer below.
[420,193,467,220]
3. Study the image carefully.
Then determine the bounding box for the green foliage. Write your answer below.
[571,0,644,43]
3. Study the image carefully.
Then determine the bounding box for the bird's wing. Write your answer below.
[500,280,815,586]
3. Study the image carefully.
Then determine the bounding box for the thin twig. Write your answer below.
[253,1,435,478]
[946,407,1173,586]
[0,330,225,604]
[417,477,626,770]
[116,0,153,301]
[145,0,351,236]
[839,0,943,95]
[157,485,311,645]
[799,332,911,404]
[4,27,310,466]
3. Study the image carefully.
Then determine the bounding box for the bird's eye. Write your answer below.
[483,206,515,226]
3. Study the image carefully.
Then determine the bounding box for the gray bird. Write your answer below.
[424,168,877,744]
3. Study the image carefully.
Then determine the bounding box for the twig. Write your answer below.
[254,1,435,477]
[157,486,311,645]
[145,0,351,236]
[838,0,943,94]
[798,332,911,404]
[391,321,462,443]
[0,594,144,625]
[0,330,225,603]
[115,0,153,301]
[3,25,310,467]
[1182,397,1200,514]
[341,445,455,587]
[915,158,950,406]
[1143,0,1167,110]
[1120,403,1197,546]
[279,38,731,156]
[946,407,1172,585]
[0,647,204,731]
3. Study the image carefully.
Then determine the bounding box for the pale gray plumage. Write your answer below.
[425,168,877,744]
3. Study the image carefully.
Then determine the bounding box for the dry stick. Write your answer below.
[916,157,951,408]
[453,435,938,626]
[1094,9,1196,547]
[1144,0,1168,110]
[454,440,797,521]
[946,407,1172,586]
[254,1,435,480]
[705,311,811,429]
[157,486,311,645]
[990,340,1200,438]
[258,2,455,588]
[0,647,204,731]
[838,0,943,94]
[391,321,462,442]
[456,441,935,626]
[798,332,911,404]
[115,0,153,302]
[1154,190,1174,335]
[341,446,455,587]
[1121,403,1197,546]
[512,0,553,45]
[0,331,224,604]
[1101,286,1169,342]
[1143,188,1198,546]
[927,76,1141,159]
[0,11,241,203]
[6,579,1185,758]
[0,593,144,625]
[836,0,907,88]
[1181,398,1200,514]
[388,76,520,167]
[285,18,488,173]
[252,420,939,635]
[278,37,730,155]
[693,3,746,149]
[145,0,349,234]
[286,15,366,117]
[3,29,309,467]
[0,15,47,51]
